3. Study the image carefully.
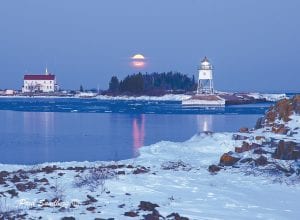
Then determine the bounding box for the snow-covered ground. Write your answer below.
[247,93,287,102]
[1,130,299,219]
[95,94,192,101]
[96,93,287,102]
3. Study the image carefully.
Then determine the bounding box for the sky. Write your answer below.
[0,0,299,92]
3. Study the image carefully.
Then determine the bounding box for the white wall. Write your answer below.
[22,80,56,93]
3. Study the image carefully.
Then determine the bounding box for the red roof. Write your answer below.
[24,75,55,80]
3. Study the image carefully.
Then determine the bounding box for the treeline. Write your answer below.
[106,72,196,96]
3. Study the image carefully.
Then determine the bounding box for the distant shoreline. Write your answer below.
[0,92,288,104]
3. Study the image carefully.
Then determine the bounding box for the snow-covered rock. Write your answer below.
[210,95,300,182]
[247,93,287,102]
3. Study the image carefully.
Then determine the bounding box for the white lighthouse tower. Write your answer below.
[182,56,225,107]
[197,57,214,94]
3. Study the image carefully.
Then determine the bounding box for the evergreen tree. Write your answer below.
[109,72,196,95]
[108,76,120,93]
[79,85,84,92]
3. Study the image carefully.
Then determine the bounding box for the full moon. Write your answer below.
[132,54,145,60]
[131,53,146,69]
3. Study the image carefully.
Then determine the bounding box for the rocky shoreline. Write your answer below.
[209,95,300,182]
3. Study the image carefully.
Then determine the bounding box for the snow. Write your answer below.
[247,93,287,102]
[95,94,192,101]
[1,130,300,219]
[96,93,287,102]
[75,92,97,98]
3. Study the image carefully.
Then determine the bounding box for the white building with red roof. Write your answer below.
[22,68,58,93]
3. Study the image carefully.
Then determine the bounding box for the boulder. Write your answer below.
[117,171,125,175]
[42,165,58,174]
[16,181,37,192]
[35,178,49,183]
[124,211,139,217]
[86,206,96,212]
[253,148,270,155]
[255,116,264,129]
[87,195,98,203]
[239,127,249,133]
[61,218,75,220]
[143,210,162,220]
[273,140,300,160]
[235,142,261,153]
[0,171,9,178]
[275,99,293,122]
[292,95,300,114]
[255,136,265,141]
[272,124,289,134]
[133,167,150,174]
[6,189,18,198]
[265,109,277,124]
[11,175,21,183]
[255,156,268,166]
[0,177,6,185]
[138,201,159,212]
[208,165,222,173]
[166,212,190,220]
[239,158,254,164]
[219,153,240,166]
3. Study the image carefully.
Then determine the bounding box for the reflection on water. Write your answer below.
[132,115,145,156]
[0,111,261,164]
[197,115,213,132]
[23,112,55,162]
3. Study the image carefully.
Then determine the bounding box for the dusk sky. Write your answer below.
[0,0,299,92]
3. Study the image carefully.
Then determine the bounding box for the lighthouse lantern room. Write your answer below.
[197,57,214,94]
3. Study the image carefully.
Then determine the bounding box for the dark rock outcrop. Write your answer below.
[124,211,139,217]
[235,142,261,153]
[138,201,159,212]
[166,213,190,220]
[143,209,162,220]
[253,148,270,155]
[61,217,75,220]
[86,206,96,212]
[211,95,300,178]
[208,165,222,173]
[133,167,150,174]
[6,189,18,198]
[239,158,254,163]
[292,95,300,114]
[272,124,289,134]
[219,153,240,166]
[273,140,300,160]
[16,181,37,192]
[254,156,269,166]
[239,127,249,133]
[11,175,21,183]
